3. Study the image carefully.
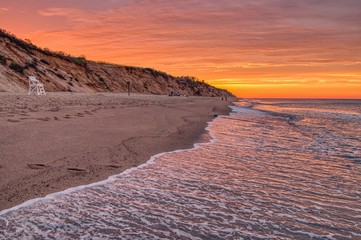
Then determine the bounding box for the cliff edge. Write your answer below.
[0,29,233,97]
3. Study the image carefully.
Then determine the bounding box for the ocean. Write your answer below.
[0,99,360,239]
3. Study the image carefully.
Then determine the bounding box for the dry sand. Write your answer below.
[0,92,232,211]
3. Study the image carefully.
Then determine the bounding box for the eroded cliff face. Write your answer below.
[0,30,233,97]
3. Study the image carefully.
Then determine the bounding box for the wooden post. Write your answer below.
[127,81,131,96]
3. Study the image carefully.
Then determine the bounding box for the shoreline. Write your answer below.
[0,92,233,211]
[0,114,221,216]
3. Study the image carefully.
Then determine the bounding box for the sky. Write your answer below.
[1,0,361,98]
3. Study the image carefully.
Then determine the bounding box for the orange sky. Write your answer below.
[1,0,361,98]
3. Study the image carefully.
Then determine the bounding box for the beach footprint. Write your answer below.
[67,167,87,173]
[36,117,51,121]
[89,164,122,173]
[27,164,48,170]
[7,119,20,123]
[97,164,122,170]
[104,165,122,169]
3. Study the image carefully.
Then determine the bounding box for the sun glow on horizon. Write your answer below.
[1,0,360,98]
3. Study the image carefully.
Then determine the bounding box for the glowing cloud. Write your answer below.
[0,0,360,98]
[0,7,9,13]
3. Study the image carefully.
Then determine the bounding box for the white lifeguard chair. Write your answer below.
[28,76,46,95]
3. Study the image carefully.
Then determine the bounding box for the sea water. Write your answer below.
[0,100,360,239]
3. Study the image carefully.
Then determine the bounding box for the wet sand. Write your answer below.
[0,92,232,211]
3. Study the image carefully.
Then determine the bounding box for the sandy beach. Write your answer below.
[0,92,232,211]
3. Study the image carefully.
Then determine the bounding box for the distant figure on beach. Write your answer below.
[169,91,181,97]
